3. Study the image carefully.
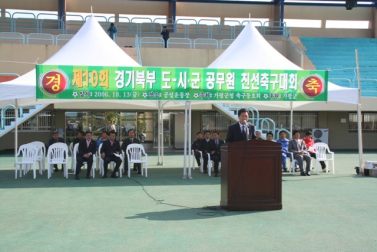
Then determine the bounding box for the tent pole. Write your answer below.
[188,101,192,179]
[14,99,18,169]
[355,49,364,175]
[290,101,293,137]
[183,101,188,179]
[157,101,162,165]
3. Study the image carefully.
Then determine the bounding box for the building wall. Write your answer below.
[0,132,51,150]
[0,44,61,76]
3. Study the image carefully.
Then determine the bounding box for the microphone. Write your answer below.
[243,120,247,125]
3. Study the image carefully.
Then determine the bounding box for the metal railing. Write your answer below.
[1,105,23,130]
[140,36,164,48]
[26,33,54,45]
[135,34,142,65]
[0,13,292,40]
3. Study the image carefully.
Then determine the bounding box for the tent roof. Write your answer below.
[209,22,358,106]
[0,16,143,107]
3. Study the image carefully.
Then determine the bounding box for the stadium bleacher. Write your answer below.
[301,37,377,97]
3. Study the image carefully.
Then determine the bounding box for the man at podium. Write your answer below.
[225,108,256,143]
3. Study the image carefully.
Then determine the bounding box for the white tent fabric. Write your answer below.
[0,16,159,108]
[209,22,358,106]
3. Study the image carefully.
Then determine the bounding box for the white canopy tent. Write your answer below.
[0,16,178,165]
[182,22,360,179]
[209,22,358,106]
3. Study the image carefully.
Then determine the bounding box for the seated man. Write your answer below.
[266,132,275,141]
[191,132,203,168]
[303,131,326,172]
[210,131,224,177]
[200,130,214,173]
[121,129,141,174]
[255,130,265,140]
[277,131,291,172]
[72,130,85,147]
[97,131,108,151]
[288,130,311,176]
[100,131,122,178]
[75,131,96,180]
[48,131,65,172]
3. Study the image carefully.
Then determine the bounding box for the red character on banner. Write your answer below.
[302,75,324,98]
[41,70,68,95]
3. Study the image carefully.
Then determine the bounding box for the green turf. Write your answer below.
[0,152,376,251]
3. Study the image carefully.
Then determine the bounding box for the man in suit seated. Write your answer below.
[75,131,96,180]
[266,132,275,141]
[121,129,141,174]
[72,130,85,147]
[255,130,265,140]
[225,108,256,143]
[48,131,65,172]
[191,132,203,168]
[200,130,214,174]
[277,131,291,172]
[97,131,108,151]
[303,131,327,172]
[210,131,224,177]
[288,130,311,176]
[100,131,122,178]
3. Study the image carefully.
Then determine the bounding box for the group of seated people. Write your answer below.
[191,130,224,177]
[48,129,142,180]
[191,129,326,177]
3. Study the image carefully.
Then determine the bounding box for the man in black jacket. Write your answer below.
[48,131,65,172]
[191,132,202,168]
[226,108,256,143]
[72,131,85,147]
[101,131,122,178]
[75,131,96,180]
[161,25,169,48]
[210,131,224,177]
[121,129,141,174]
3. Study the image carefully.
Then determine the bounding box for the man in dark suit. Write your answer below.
[121,129,141,174]
[48,131,65,172]
[200,130,215,174]
[100,131,122,178]
[225,108,256,143]
[75,131,96,180]
[288,130,311,176]
[72,131,85,147]
[211,131,225,177]
[191,132,202,168]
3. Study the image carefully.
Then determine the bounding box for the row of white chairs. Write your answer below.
[15,142,147,179]
[191,150,221,176]
[67,142,148,178]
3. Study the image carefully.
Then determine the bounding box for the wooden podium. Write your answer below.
[220,140,282,211]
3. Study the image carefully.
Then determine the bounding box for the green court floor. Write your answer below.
[0,152,376,251]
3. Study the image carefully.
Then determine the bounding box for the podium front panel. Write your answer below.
[220,140,282,211]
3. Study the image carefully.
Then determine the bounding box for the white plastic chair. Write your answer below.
[30,141,46,174]
[15,143,38,179]
[313,143,335,174]
[288,152,310,175]
[191,150,203,171]
[72,143,97,178]
[98,143,122,176]
[47,143,69,179]
[125,143,148,178]
[207,153,221,177]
